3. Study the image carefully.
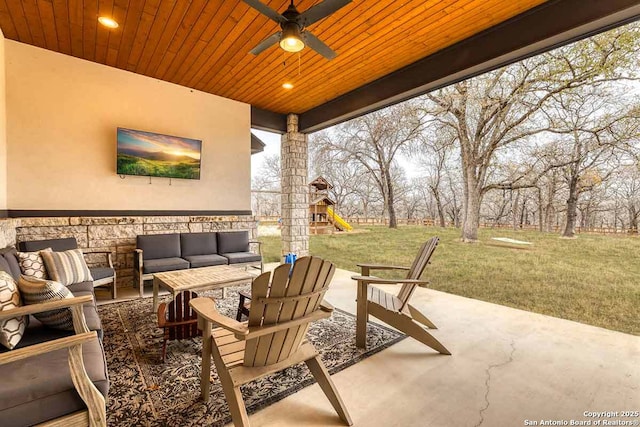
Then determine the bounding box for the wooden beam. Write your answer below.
[299,0,640,133]
[251,106,287,134]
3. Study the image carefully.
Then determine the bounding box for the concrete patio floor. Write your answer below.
[109,264,640,427]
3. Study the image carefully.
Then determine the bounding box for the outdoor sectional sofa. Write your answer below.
[19,238,117,299]
[134,231,262,297]
[0,247,108,426]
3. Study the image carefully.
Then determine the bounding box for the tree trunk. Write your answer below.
[384,168,397,228]
[520,198,527,228]
[562,178,579,238]
[461,172,481,242]
[537,188,544,232]
[511,190,520,231]
[430,186,446,227]
[629,206,638,234]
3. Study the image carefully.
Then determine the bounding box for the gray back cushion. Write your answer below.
[217,231,250,254]
[19,237,78,252]
[0,255,12,277]
[181,232,218,256]
[0,247,21,280]
[137,233,181,260]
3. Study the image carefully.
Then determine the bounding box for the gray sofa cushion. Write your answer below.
[19,238,78,252]
[184,254,228,268]
[142,257,190,274]
[0,338,108,427]
[138,234,181,260]
[0,248,21,280]
[217,231,250,254]
[89,267,114,281]
[66,281,94,293]
[222,252,262,264]
[70,291,103,336]
[0,256,12,278]
[180,232,218,257]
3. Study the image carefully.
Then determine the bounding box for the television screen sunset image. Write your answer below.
[117,128,202,179]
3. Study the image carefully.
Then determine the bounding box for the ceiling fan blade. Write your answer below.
[298,0,352,27]
[243,0,287,24]
[302,32,337,60]
[250,31,282,55]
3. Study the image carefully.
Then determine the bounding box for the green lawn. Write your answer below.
[259,226,640,335]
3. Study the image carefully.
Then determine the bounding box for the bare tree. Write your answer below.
[420,25,640,241]
[542,87,639,237]
[311,101,426,228]
[415,126,457,227]
[251,154,281,217]
[613,164,640,233]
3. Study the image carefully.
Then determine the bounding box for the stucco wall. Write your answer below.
[5,40,251,211]
[0,30,7,212]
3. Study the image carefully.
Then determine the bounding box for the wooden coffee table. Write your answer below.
[152,265,255,312]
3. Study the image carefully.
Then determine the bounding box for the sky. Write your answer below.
[250,129,281,179]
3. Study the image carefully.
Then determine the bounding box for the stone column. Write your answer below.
[281,114,309,258]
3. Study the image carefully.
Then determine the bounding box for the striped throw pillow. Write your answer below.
[17,275,75,331]
[41,249,93,286]
[0,271,28,350]
[16,248,52,279]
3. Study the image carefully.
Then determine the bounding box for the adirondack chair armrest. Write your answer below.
[190,297,249,336]
[351,276,431,286]
[238,290,252,300]
[157,302,167,328]
[356,263,410,271]
[320,299,334,312]
[244,308,331,340]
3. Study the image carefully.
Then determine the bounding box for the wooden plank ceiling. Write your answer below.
[0,0,548,114]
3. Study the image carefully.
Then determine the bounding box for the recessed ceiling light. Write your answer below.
[98,16,119,29]
[282,82,294,90]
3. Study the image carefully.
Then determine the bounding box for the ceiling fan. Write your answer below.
[243,0,352,60]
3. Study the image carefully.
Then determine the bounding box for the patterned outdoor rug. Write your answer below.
[98,286,405,426]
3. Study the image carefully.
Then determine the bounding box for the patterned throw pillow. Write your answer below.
[41,249,93,286]
[0,272,28,350]
[16,248,52,279]
[17,275,75,331]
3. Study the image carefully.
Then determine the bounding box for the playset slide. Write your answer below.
[327,207,353,231]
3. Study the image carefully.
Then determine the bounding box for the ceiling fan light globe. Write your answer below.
[280,22,305,53]
[280,36,305,52]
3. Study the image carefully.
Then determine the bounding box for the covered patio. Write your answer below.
[2,0,640,259]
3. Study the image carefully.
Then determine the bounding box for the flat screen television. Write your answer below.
[116,127,202,180]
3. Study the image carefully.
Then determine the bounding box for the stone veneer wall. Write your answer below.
[13,215,257,288]
[280,114,309,257]
[0,219,16,248]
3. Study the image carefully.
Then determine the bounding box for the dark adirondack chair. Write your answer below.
[157,291,201,362]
